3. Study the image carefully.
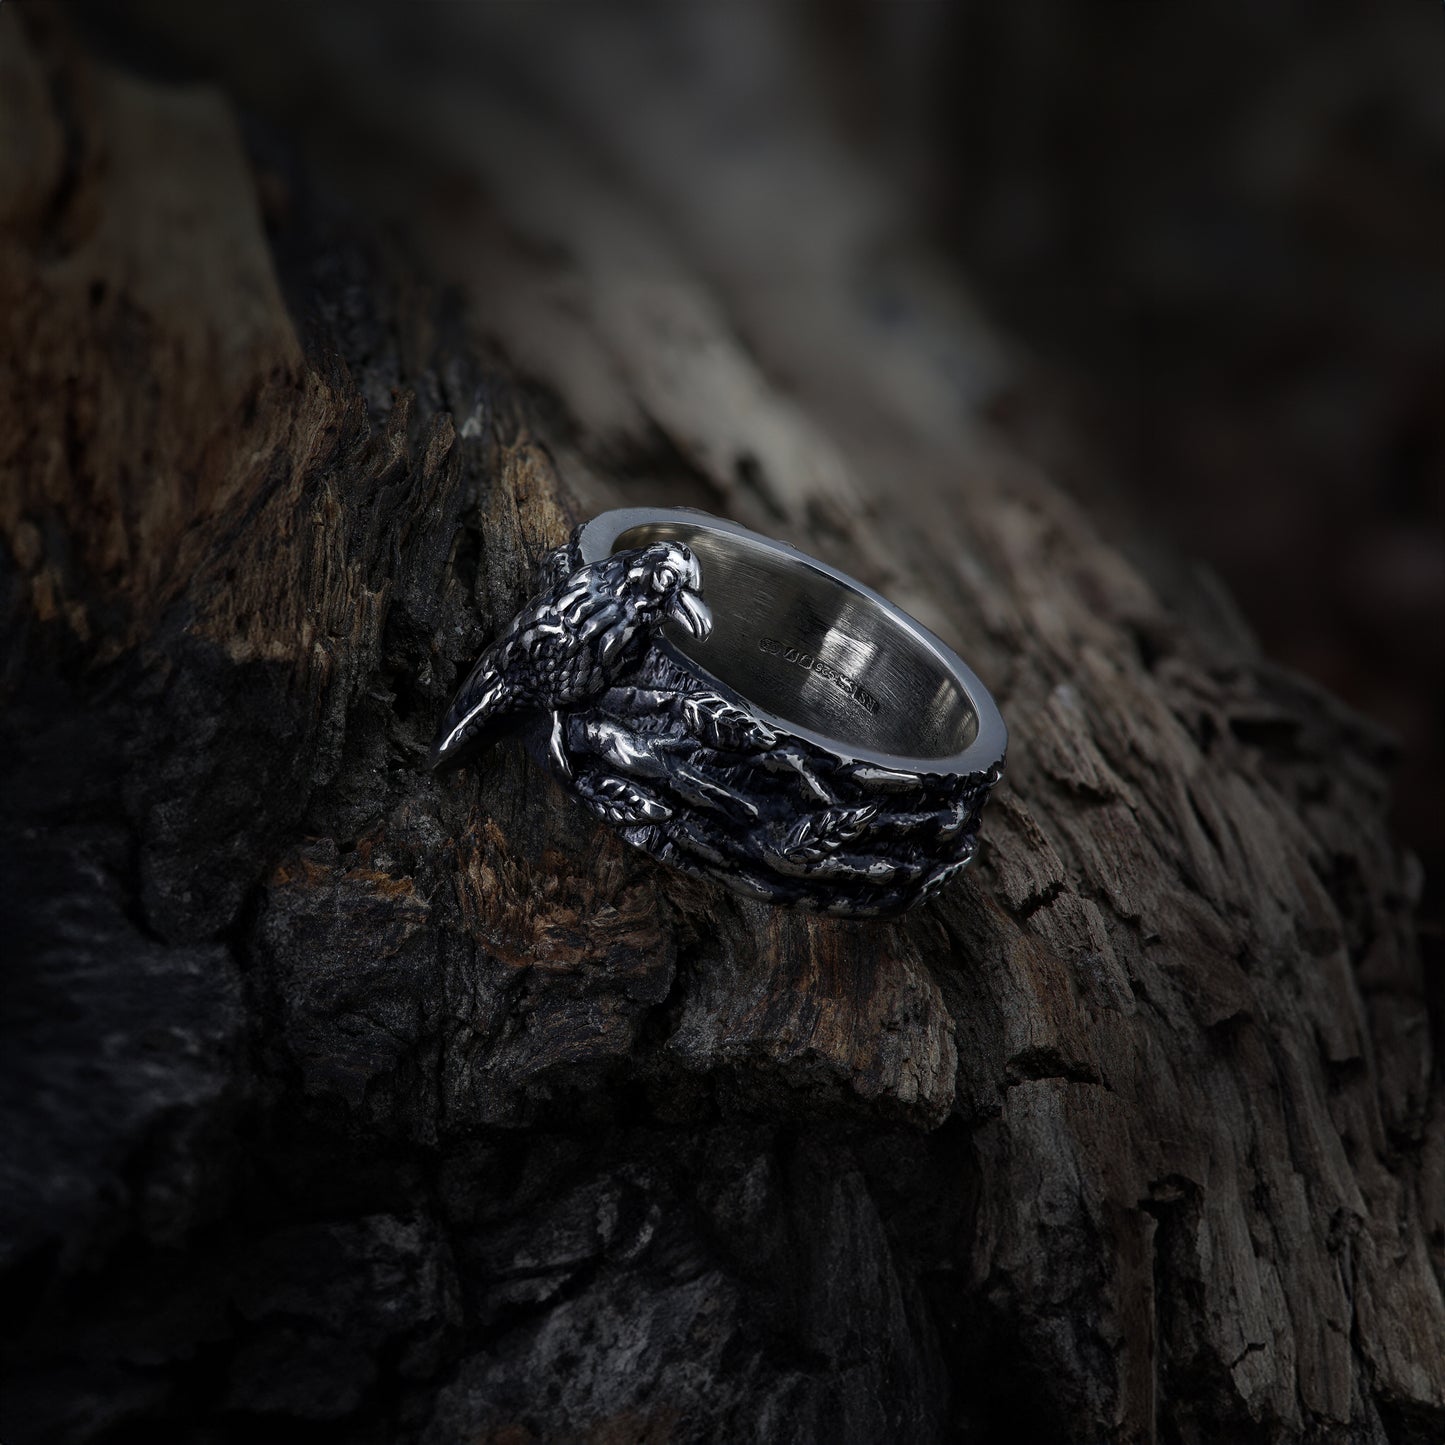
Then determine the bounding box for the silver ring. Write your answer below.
[433,507,1007,915]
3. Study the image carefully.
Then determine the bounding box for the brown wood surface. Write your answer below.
[2,8,1441,1443]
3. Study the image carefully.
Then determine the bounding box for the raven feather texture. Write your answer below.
[431,541,710,770]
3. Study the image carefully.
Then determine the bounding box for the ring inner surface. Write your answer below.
[615,522,977,760]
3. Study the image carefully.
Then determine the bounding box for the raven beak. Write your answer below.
[668,588,713,641]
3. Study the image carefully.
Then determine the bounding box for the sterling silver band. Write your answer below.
[434,507,1007,916]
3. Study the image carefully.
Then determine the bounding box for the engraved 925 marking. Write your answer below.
[759,636,881,716]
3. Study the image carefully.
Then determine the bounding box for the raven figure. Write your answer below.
[431,540,712,773]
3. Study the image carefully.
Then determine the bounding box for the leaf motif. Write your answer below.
[584,775,672,826]
[779,802,878,863]
[682,692,779,753]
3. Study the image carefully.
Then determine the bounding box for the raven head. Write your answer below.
[625,541,712,641]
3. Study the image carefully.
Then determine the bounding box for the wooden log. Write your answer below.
[1,8,1441,1443]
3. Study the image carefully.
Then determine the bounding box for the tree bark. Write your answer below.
[2,8,1441,1443]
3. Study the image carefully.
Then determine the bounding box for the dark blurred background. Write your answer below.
[818,0,1445,943]
[77,0,1445,947]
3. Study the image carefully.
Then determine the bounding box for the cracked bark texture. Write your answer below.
[2,7,1442,1444]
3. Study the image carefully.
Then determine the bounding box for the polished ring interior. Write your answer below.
[577,509,1005,777]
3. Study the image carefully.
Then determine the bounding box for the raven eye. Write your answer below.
[654,565,678,591]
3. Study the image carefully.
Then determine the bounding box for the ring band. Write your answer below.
[434,507,1007,915]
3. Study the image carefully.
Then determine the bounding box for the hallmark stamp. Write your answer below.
[759,637,881,715]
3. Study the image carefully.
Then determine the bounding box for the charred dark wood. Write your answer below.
[1,8,1441,1444]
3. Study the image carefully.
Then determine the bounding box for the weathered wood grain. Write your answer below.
[2,8,1441,1443]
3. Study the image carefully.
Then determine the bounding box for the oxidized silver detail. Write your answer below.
[432,539,712,774]
[434,508,1007,916]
